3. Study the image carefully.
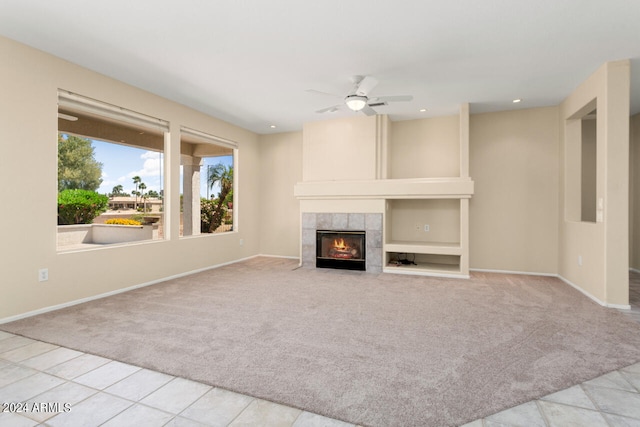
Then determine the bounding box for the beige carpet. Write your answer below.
[3,257,640,426]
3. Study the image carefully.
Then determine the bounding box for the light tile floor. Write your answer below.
[0,276,639,427]
[0,330,356,427]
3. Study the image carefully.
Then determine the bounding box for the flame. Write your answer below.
[333,238,348,250]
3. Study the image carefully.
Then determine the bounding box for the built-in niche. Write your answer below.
[566,98,599,223]
[581,108,597,222]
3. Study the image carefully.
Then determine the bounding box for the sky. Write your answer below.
[92,139,232,198]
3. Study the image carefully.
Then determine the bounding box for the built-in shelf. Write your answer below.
[384,195,467,277]
[383,261,467,278]
[385,241,462,256]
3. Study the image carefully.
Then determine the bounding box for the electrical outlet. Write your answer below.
[424,224,430,232]
[239,238,244,246]
[38,268,49,282]
[578,255,583,267]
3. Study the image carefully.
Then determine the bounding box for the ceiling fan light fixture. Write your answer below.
[345,95,367,111]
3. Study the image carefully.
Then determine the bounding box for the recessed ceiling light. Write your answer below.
[270,125,277,129]
[419,108,427,112]
[513,99,522,103]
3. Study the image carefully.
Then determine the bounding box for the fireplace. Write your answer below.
[316,230,366,271]
[301,213,382,273]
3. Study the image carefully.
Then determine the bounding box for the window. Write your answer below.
[180,127,237,237]
[57,91,168,250]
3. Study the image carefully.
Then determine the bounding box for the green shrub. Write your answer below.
[131,214,145,223]
[200,198,230,233]
[200,198,216,233]
[104,218,141,226]
[58,189,108,225]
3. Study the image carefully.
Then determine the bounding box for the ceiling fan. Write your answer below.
[310,76,413,116]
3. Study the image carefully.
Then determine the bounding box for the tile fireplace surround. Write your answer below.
[301,212,383,273]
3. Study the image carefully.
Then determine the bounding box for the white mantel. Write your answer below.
[294,177,474,200]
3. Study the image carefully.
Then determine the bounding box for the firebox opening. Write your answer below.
[316,230,366,271]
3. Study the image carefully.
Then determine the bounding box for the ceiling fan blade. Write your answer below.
[306,89,341,98]
[316,104,342,114]
[354,76,378,97]
[361,105,377,116]
[374,95,413,103]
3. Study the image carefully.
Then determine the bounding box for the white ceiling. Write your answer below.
[1,0,640,135]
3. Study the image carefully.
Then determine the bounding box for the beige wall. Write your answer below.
[559,60,630,306]
[389,115,460,178]
[388,199,460,243]
[469,107,560,273]
[631,114,640,269]
[0,36,261,320]
[258,132,303,257]
[302,116,380,181]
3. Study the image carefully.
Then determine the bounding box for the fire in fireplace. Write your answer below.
[316,230,366,271]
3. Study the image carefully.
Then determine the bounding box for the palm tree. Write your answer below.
[132,191,140,208]
[139,182,147,212]
[132,176,141,209]
[111,185,123,197]
[206,164,233,233]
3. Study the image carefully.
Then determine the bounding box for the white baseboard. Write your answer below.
[471,268,632,310]
[258,254,300,260]
[0,255,261,325]
[557,275,631,310]
[383,267,470,279]
[470,268,557,277]
[606,302,633,310]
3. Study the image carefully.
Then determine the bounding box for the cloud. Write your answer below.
[110,151,164,193]
[127,151,162,179]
